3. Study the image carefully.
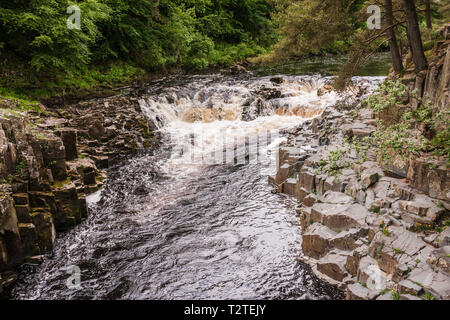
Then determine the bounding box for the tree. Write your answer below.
[425,0,432,29]
[403,0,427,72]
[385,0,403,72]
[0,0,110,75]
[266,0,364,61]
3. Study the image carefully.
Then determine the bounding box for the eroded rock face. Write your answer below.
[310,203,368,233]
[302,223,336,259]
[407,158,449,201]
[0,94,157,292]
[270,43,450,299]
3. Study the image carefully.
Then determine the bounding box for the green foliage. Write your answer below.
[0,0,110,75]
[373,121,427,165]
[367,80,407,113]
[392,291,400,300]
[0,0,276,96]
[267,0,363,61]
[367,79,450,166]
[431,110,450,161]
[15,161,27,176]
[314,148,351,178]
[0,90,42,113]
[423,292,435,300]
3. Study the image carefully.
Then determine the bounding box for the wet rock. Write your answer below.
[270,77,284,84]
[345,245,368,277]
[397,195,445,224]
[407,265,450,300]
[241,98,272,121]
[24,255,44,265]
[297,167,315,192]
[92,155,109,169]
[341,122,375,140]
[88,120,105,139]
[255,87,282,100]
[275,163,295,185]
[12,193,29,206]
[302,193,317,207]
[369,226,427,274]
[14,204,31,223]
[376,292,394,300]
[357,255,390,290]
[66,158,98,186]
[30,209,55,252]
[38,135,67,180]
[391,181,415,200]
[230,64,247,74]
[320,191,354,205]
[52,181,82,231]
[424,233,439,246]
[18,223,39,256]
[281,178,296,196]
[0,271,17,294]
[36,118,68,130]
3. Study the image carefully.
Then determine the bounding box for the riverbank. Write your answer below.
[0,93,159,296]
[271,30,450,300]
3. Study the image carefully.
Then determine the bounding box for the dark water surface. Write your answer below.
[12,147,342,300]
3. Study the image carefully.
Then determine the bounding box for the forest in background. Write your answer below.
[0,0,276,99]
[0,0,449,100]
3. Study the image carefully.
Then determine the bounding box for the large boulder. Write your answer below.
[302,223,336,259]
[310,202,369,232]
[407,157,449,201]
[317,252,349,282]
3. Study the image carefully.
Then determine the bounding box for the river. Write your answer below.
[10,57,388,300]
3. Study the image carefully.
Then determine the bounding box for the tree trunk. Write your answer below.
[384,0,403,72]
[403,0,427,72]
[425,0,432,29]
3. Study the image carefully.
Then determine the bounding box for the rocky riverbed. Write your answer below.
[0,94,157,296]
[271,37,450,300]
[272,104,449,300]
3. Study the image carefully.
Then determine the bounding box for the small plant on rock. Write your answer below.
[15,160,27,176]
[423,292,435,300]
[367,80,407,113]
[392,290,400,300]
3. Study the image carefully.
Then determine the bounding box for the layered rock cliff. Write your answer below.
[271,28,450,300]
[0,95,156,295]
